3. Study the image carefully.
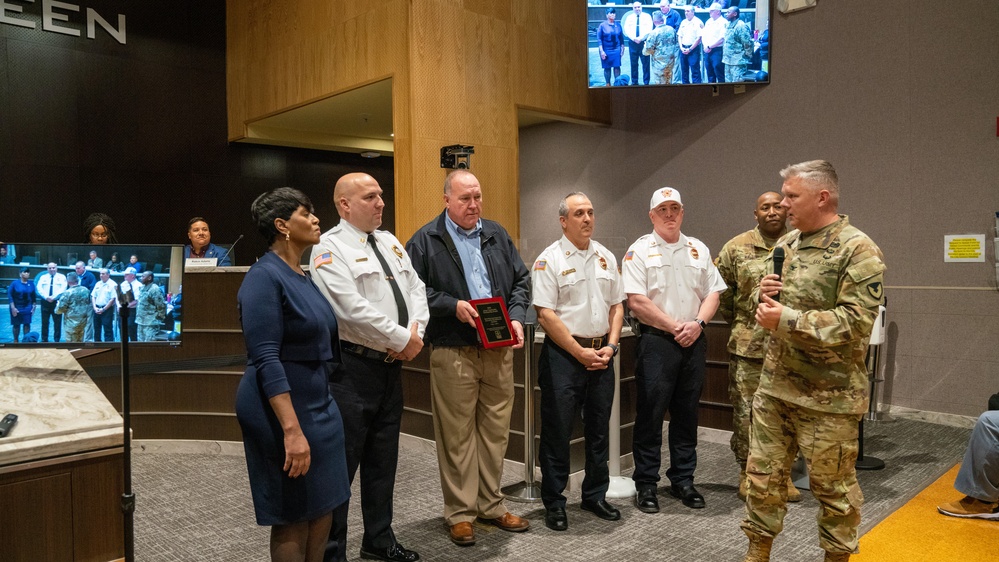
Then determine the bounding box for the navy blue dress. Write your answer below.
[9,280,35,326]
[235,251,350,526]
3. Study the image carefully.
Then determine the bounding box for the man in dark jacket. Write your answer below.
[406,170,531,547]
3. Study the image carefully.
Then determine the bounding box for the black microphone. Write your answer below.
[772,246,785,303]
[219,234,243,266]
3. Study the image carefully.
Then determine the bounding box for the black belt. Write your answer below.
[341,341,395,363]
[638,324,673,338]
[572,334,608,349]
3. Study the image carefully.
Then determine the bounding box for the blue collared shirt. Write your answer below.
[444,213,492,300]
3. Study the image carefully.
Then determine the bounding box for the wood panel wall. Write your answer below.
[226,0,611,243]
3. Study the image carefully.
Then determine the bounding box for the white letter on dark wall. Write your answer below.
[0,0,37,29]
[87,8,125,44]
[43,0,80,37]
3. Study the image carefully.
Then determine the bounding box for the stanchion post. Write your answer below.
[502,323,542,502]
[605,346,636,498]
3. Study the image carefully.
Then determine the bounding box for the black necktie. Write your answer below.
[49,274,54,296]
[368,234,409,328]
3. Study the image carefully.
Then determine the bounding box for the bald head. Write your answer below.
[333,172,385,233]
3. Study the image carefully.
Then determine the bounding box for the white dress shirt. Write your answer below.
[310,219,429,353]
[622,231,727,322]
[532,236,624,338]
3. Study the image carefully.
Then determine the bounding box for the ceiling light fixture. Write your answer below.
[360,151,380,158]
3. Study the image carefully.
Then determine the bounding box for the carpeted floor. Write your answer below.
[854,464,999,562]
[132,418,971,561]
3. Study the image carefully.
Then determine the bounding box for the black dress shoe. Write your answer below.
[581,499,621,521]
[636,487,659,513]
[360,543,420,562]
[670,484,706,509]
[545,506,568,531]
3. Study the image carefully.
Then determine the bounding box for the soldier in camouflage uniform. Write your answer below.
[643,11,679,85]
[136,271,166,342]
[717,191,801,502]
[740,161,886,562]
[55,272,92,343]
[722,7,754,83]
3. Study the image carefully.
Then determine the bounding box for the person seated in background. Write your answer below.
[136,271,167,341]
[84,212,118,245]
[87,250,103,270]
[937,410,999,520]
[184,217,232,266]
[55,272,92,343]
[128,254,144,273]
[108,252,126,272]
[0,243,14,264]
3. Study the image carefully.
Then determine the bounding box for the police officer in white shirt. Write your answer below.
[310,172,427,562]
[35,262,68,342]
[91,268,119,342]
[622,187,727,513]
[532,192,625,532]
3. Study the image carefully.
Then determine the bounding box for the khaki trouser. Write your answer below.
[741,392,864,555]
[430,346,514,525]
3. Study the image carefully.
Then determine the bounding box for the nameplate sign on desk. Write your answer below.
[185,257,218,271]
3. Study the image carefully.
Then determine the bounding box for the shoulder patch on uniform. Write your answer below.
[847,255,886,284]
[867,282,883,300]
[534,259,547,270]
[624,250,635,261]
[313,252,333,268]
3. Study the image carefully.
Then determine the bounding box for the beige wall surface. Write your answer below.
[519,0,999,417]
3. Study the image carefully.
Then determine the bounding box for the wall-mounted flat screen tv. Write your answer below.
[587,1,771,88]
[0,243,183,347]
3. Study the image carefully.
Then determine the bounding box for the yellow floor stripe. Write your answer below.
[854,464,999,561]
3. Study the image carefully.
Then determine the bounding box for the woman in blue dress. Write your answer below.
[597,8,625,86]
[235,187,349,562]
[8,267,36,343]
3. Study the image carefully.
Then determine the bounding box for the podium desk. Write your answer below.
[0,349,124,562]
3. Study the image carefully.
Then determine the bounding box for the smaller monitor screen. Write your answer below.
[587,1,770,88]
[0,243,183,347]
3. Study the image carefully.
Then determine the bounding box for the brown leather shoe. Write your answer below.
[480,512,530,532]
[448,522,475,546]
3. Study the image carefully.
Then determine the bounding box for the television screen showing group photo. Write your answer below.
[587,1,771,88]
[0,243,184,347]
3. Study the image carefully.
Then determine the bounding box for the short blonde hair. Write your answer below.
[780,160,839,205]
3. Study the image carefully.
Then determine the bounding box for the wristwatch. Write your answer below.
[607,343,620,356]
[695,319,707,331]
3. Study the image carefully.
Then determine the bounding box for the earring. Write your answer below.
[285,232,290,241]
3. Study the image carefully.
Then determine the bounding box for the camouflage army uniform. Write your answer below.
[722,18,753,83]
[136,282,166,341]
[55,285,92,342]
[741,215,885,556]
[716,226,779,465]
[643,24,679,85]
